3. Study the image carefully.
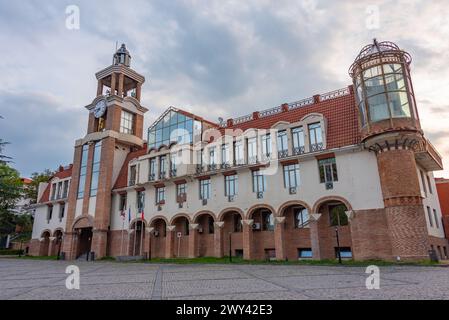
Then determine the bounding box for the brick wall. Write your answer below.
[350,209,392,260]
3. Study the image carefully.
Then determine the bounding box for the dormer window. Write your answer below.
[308,123,323,152]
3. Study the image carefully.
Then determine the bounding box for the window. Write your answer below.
[292,127,305,154]
[62,180,69,198]
[51,183,57,200]
[77,144,89,199]
[225,174,238,197]
[148,158,156,181]
[298,248,312,259]
[208,147,216,167]
[262,210,274,231]
[234,140,244,165]
[277,130,288,157]
[129,165,137,186]
[261,134,271,158]
[427,175,433,194]
[170,152,177,176]
[329,204,348,226]
[120,110,135,134]
[159,156,166,179]
[318,157,338,183]
[136,191,145,213]
[147,110,196,150]
[247,137,257,164]
[420,170,427,196]
[234,214,242,232]
[47,206,53,221]
[308,123,323,151]
[119,194,127,212]
[361,64,411,122]
[199,179,211,200]
[252,170,266,193]
[57,182,63,199]
[427,206,433,227]
[294,207,309,228]
[59,203,65,220]
[156,187,165,205]
[283,164,300,189]
[90,141,102,196]
[221,144,230,166]
[208,216,214,234]
[433,209,439,228]
[336,247,352,259]
[176,183,186,202]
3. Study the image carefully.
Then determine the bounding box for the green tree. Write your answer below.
[0,164,24,236]
[0,116,12,164]
[24,169,54,204]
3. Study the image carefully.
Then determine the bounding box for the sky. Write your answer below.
[0,0,449,178]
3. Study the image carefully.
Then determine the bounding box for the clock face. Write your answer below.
[94,99,107,118]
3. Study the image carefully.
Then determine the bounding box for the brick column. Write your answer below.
[91,229,108,259]
[165,226,175,258]
[188,224,199,258]
[242,219,254,260]
[136,83,142,101]
[48,237,56,256]
[309,213,322,260]
[274,217,286,260]
[377,148,429,260]
[214,222,224,258]
[62,232,75,260]
[97,79,103,96]
[110,73,117,95]
[118,74,124,97]
[146,227,153,259]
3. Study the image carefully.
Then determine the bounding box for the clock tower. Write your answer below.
[62,44,148,260]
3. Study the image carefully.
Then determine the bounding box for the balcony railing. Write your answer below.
[278,150,289,159]
[293,146,305,155]
[310,142,324,152]
[129,179,136,186]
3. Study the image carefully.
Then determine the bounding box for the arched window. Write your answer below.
[262,210,274,231]
[294,207,309,228]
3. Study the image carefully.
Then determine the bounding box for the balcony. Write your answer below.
[278,150,289,159]
[310,143,324,152]
[414,139,443,171]
[293,146,305,155]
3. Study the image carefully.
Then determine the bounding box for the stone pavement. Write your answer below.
[0,258,448,300]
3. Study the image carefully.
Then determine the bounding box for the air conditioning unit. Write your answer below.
[202,199,208,206]
[325,181,334,190]
[198,227,203,234]
[256,192,263,199]
[157,205,162,211]
[153,230,160,237]
[228,195,235,202]
[178,202,183,209]
[289,187,297,194]
[252,223,261,230]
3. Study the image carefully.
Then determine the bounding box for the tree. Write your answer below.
[24,169,54,204]
[0,116,12,164]
[0,164,23,236]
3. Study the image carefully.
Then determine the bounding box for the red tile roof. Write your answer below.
[113,147,147,189]
[222,89,360,149]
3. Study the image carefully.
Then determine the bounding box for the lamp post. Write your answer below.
[335,226,342,264]
[229,232,232,263]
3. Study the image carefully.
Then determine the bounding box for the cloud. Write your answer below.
[0,0,449,178]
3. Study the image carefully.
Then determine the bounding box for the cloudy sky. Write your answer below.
[1,0,449,178]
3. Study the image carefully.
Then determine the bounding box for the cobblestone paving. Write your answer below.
[0,259,448,300]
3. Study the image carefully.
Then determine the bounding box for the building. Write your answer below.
[436,178,449,241]
[30,40,449,261]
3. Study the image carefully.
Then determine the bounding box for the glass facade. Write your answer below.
[77,144,89,199]
[355,63,413,124]
[148,110,201,150]
[90,141,102,196]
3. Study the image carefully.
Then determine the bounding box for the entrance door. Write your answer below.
[77,227,93,258]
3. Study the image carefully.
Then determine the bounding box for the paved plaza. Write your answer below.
[0,258,448,300]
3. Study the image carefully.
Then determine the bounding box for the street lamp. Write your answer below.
[229,232,232,263]
[335,226,342,264]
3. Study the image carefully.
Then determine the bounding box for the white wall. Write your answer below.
[31,203,67,239]
[109,149,385,230]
